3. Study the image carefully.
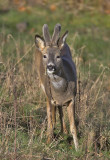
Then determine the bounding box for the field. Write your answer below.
[0,1,110,160]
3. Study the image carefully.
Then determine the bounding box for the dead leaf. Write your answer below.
[105,10,110,14]
[18,6,27,12]
[49,4,57,12]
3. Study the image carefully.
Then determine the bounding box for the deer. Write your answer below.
[35,24,79,151]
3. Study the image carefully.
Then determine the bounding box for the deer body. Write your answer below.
[35,24,79,151]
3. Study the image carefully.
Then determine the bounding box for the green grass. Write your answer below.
[0,4,110,160]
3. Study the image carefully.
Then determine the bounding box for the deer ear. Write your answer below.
[58,31,68,49]
[35,35,45,51]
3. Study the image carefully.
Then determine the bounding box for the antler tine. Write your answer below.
[52,23,61,46]
[42,24,51,46]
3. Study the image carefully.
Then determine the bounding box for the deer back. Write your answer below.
[61,43,77,83]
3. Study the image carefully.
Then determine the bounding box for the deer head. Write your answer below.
[35,24,68,77]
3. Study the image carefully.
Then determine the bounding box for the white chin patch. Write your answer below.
[47,69,54,75]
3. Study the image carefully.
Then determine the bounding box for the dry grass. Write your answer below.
[0,34,110,160]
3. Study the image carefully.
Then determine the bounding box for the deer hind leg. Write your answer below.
[67,101,79,151]
[46,99,54,143]
[58,106,68,134]
[52,106,56,130]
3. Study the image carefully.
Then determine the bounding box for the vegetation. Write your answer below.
[0,1,110,159]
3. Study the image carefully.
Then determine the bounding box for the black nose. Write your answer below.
[47,64,56,71]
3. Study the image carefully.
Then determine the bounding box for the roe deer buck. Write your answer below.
[35,24,79,151]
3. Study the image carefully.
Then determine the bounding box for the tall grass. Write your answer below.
[0,32,109,160]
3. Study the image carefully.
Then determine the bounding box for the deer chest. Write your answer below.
[50,81,76,106]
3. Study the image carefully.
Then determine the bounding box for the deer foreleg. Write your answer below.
[52,106,56,130]
[58,106,67,134]
[46,99,54,143]
[67,101,79,151]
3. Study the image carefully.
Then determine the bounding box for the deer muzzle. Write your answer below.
[47,63,56,74]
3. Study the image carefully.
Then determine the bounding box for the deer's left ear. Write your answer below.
[35,35,45,51]
[58,31,68,49]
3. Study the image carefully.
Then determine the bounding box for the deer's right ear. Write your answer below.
[35,35,45,51]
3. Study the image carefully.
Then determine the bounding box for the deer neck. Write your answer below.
[48,69,68,92]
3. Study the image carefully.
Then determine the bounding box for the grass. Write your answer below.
[0,3,110,160]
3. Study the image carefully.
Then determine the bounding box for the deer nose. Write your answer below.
[47,64,56,71]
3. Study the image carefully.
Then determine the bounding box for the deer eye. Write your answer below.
[43,54,47,58]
